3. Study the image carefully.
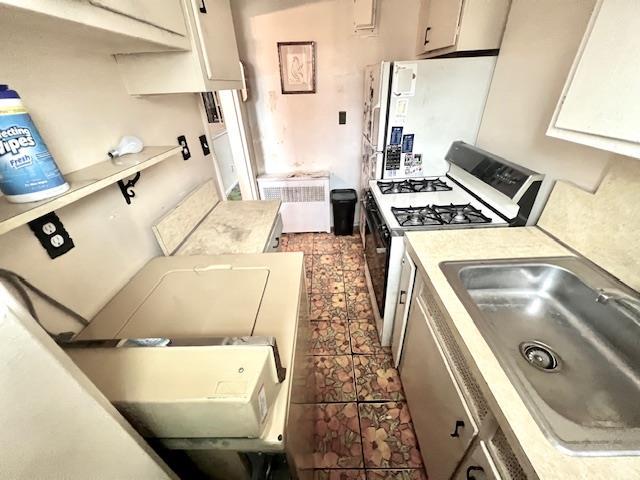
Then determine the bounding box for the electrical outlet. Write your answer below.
[199,135,210,155]
[28,212,74,259]
[42,222,56,235]
[177,135,191,160]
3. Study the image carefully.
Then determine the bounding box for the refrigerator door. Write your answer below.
[363,62,392,151]
[360,138,384,189]
[383,57,497,179]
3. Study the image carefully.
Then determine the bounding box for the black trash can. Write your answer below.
[331,188,357,236]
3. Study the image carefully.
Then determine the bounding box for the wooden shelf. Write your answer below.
[0,146,182,236]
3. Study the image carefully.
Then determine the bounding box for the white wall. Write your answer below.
[0,288,174,479]
[476,0,620,191]
[0,18,215,333]
[231,0,420,192]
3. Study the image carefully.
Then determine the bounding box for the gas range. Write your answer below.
[362,141,548,350]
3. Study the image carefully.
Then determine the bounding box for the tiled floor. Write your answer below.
[281,231,428,480]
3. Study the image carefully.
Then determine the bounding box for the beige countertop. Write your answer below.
[405,227,640,479]
[176,200,281,256]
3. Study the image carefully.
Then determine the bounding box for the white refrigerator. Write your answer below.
[361,56,497,186]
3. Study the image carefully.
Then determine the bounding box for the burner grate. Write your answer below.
[391,203,492,227]
[378,178,452,194]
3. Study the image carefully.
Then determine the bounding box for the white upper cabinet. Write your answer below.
[416,0,510,57]
[89,0,187,36]
[115,0,243,94]
[0,0,189,53]
[548,0,640,159]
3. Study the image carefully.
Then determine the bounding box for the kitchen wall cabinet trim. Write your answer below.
[115,0,242,95]
[415,0,510,58]
[0,0,189,53]
[547,0,640,159]
[0,146,181,236]
[88,0,187,36]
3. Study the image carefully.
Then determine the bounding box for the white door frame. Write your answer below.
[218,90,259,200]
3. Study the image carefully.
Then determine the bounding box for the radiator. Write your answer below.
[257,171,331,233]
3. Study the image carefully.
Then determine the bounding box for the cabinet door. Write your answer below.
[552,0,640,147]
[391,252,416,367]
[454,441,502,480]
[191,0,242,82]
[422,0,463,53]
[400,296,478,480]
[89,0,187,36]
[265,214,284,252]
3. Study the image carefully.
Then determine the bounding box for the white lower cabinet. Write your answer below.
[400,280,478,479]
[454,441,502,480]
[264,214,284,252]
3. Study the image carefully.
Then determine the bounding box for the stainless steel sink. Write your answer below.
[441,257,640,455]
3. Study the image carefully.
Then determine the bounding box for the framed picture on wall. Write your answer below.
[277,41,316,94]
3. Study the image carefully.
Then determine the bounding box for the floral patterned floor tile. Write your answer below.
[314,240,342,255]
[344,270,368,294]
[314,253,343,267]
[353,355,405,402]
[313,355,356,402]
[312,265,345,294]
[347,292,374,322]
[310,294,348,321]
[313,403,364,469]
[365,469,427,480]
[310,321,351,355]
[314,232,340,243]
[359,402,423,469]
[342,250,364,268]
[349,322,388,355]
[313,470,366,480]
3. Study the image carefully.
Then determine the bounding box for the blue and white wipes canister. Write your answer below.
[0,84,69,203]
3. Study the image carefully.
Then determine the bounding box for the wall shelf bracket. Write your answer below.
[117,172,141,205]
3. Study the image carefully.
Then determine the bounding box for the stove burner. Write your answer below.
[378,178,452,194]
[391,204,492,227]
[433,204,492,225]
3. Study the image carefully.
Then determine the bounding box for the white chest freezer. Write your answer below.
[66,258,290,440]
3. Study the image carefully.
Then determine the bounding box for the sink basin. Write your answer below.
[440,257,640,455]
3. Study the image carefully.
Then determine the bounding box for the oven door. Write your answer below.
[363,192,391,318]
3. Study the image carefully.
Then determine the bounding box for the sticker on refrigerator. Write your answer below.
[402,134,414,153]
[392,63,418,97]
[404,153,423,176]
[385,145,401,171]
[390,126,403,145]
[394,98,409,117]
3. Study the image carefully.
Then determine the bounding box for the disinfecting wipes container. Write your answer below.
[0,85,69,203]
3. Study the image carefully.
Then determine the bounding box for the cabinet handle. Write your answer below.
[424,27,431,45]
[399,290,407,305]
[467,466,485,479]
[199,0,207,13]
[450,420,465,437]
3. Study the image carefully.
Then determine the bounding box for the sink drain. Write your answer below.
[520,341,561,372]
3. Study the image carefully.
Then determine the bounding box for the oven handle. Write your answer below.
[365,202,390,249]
